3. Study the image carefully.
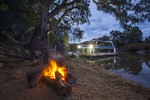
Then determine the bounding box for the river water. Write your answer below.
[86,52,150,89]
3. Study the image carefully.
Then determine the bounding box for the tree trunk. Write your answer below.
[30,24,41,44]
[41,9,49,38]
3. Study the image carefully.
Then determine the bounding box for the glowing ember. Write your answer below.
[43,60,67,81]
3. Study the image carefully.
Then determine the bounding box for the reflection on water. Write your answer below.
[88,52,150,88]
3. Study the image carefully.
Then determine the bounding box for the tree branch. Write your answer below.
[48,0,55,9]
[92,0,121,13]
[49,1,76,19]
[92,0,116,5]
[56,6,80,27]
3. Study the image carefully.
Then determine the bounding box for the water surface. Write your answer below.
[87,52,150,88]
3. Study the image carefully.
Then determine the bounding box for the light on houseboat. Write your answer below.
[77,45,81,49]
[88,44,94,49]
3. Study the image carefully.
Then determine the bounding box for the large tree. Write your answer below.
[33,0,90,38]
[123,26,143,43]
[110,26,143,47]
[110,30,123,47]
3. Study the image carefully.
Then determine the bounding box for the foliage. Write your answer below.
[48,30,70,51]
[92,0,150,28]
[61,31,70,52]
[122,43,150,51]
[98,35,111,41]
[45,0,91,37]
[48,31,58,43]
[145,36,150,43]
[0,0,41,37]
[71,27,84,43]
[110,30,124,47]
[134,0,150,22]
[110,26,143,47]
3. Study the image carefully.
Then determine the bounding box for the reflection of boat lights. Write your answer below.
[77,45,81,49]
[88,44,94,49]
[114,58,116,63]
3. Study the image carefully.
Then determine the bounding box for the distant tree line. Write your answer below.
[97,26,150,48]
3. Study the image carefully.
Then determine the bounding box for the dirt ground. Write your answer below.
[0,57,150,100]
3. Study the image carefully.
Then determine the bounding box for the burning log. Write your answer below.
[26,59,72,96]
[44,71,72,96]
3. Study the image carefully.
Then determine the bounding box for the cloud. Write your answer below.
[79,7,123,41]
[70,2,150,43]
[139,21,150,38]
[78,2,150,42]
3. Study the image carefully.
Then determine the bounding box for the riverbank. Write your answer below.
[0,57,150,100]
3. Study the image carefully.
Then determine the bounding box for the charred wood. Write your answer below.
[44,71,72,96]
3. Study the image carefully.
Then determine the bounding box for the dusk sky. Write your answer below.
[70,2,150,43]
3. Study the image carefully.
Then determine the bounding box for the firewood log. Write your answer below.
[43,71,72,96]
[26,65,45,87]
[26,59,72,96]
[66,73,76,84]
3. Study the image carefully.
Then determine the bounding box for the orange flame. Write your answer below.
[43,60,67,81]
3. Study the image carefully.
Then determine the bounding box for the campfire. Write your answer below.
[26,59,74,96]
[43,60,67,82]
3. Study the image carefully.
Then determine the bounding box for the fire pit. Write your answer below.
[26,59,74,96]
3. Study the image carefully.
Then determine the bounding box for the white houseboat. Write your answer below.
[77,40,117,56]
